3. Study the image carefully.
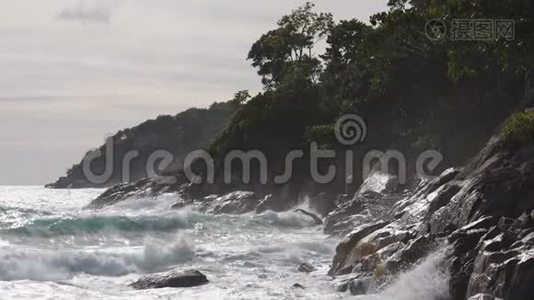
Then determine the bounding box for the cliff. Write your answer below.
[326,110,534,299]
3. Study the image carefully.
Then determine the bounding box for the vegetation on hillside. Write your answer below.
[503,111,534,144]
[208,0,533,191]
[48,101,239,188]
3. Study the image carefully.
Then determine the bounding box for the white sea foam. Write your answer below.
[142,233,195,270]
[380,251,450,300]
[0,233,196,281]
[0,186,450,300]
[354,251,450,300]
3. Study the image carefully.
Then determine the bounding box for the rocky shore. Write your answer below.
[83,109,534,299]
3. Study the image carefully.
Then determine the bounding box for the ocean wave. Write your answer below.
[0,234,195,281]
[1,210,200,237]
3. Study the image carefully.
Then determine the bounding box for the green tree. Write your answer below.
[231,90,251,106]
[247,2,334,89]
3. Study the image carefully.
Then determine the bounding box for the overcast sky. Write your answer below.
[0,0,388,185]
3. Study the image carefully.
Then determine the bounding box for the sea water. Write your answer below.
[0,186,449,299]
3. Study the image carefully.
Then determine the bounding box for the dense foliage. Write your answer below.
[209,0,533,190]
[503,111,534,144]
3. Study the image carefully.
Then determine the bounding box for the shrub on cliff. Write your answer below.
[502,111,534,144]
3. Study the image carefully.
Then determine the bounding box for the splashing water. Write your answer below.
[0,186,450,299]
[0,187,339,299]
[352,251,450,300]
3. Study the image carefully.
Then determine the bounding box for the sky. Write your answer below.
[0,0,388,185]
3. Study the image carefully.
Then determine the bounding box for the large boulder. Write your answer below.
[129,269,209,289]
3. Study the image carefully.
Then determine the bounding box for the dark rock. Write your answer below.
[201,191,260,214]
[254,189,297,214]
[297,262,317,273]
[329,221,389,276]
[291,283,305,289]
[294,209,323,225]
[335,276,372,295]
[426,168,462,194]
[86,174,189,209]
[425,183,462,221]
[323,172,406,235]
[129,269,208,289]
[468,294,501,300]
[348,278,371,295]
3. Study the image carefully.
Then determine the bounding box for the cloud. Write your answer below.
[56,0,113,23]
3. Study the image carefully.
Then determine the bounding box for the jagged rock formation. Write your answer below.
[327,111,534,299]
[47,101,238,189]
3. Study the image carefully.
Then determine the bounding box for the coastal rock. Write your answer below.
[294,209,323,225]
[297,262,317,273]
[329,221,389,276]
[129,269,208,289]
[334,274,373,295]
[327,167,461,279]
[324,171,413,235]
[254,189,298,214]
[201,191,260,214]
[328,122,534,299]
[86,174,189,209]
[468,294,503,300]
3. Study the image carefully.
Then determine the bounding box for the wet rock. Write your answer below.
[291,283,305,289]
[329,221,389,276]
[294,209,323,225]
[425,183,462,221]
[86,174,188,209]
[357,172,400,196]
[327,110,534,300]
[254,189,298,214]
[129,269,208,289]
[297,262,317,273]
[468,294,502,300]
[323,172,405,235]
[347,278,371,295]
[335,275,372,295]
[201,191,260,214]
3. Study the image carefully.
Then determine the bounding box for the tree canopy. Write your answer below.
[247,2,333,89]
[209,0,532,188]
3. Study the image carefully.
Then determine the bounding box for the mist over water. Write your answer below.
[0,186,449,299]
